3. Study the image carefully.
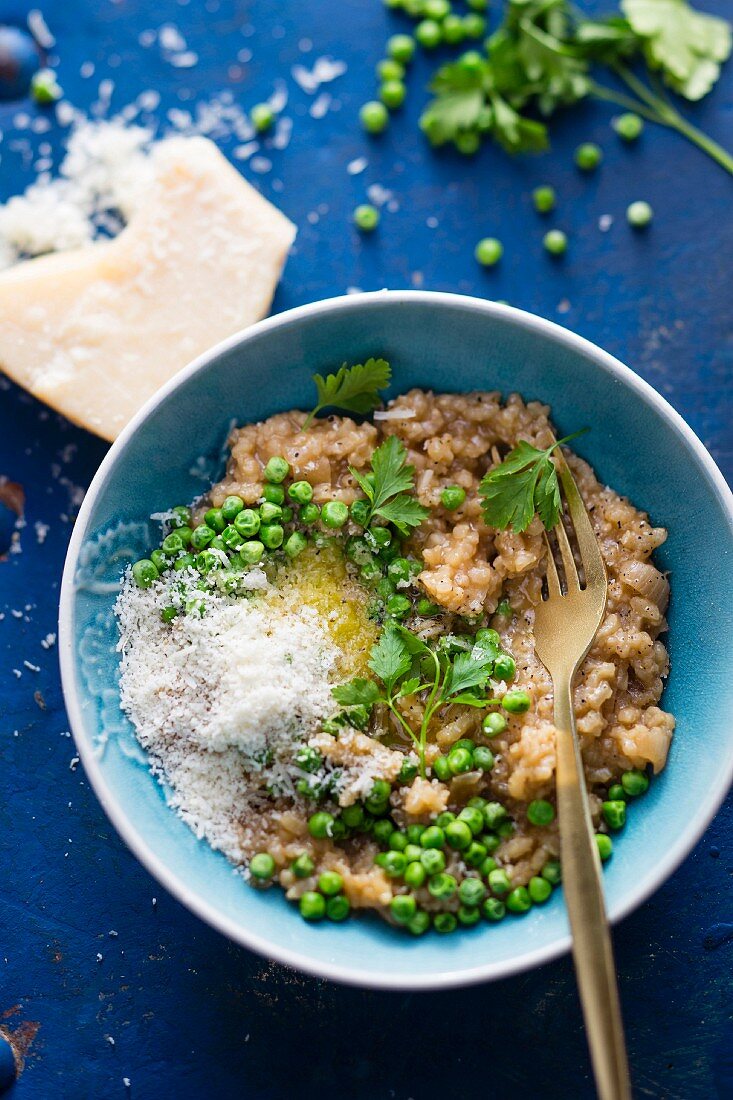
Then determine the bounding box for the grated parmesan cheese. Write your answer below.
[115,572,342,864]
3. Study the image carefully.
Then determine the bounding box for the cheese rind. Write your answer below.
[0,136,296,440]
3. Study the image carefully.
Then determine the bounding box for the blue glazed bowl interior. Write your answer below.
[62,293,733,988]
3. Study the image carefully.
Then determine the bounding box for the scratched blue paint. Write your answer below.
[0,0,731,1097]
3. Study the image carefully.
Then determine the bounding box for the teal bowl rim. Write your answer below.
[58,290,733,990]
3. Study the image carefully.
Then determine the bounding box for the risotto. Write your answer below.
[116,362,673,934]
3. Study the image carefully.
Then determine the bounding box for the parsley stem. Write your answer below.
[590,71,733,178]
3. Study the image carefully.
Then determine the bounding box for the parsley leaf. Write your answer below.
[622,0,732,100]
[368,627,411,693]
[479,430,588,533]
[303,358,391,429]
[444,650,494,698]
[350,436,429,535]
[332,678,382,708]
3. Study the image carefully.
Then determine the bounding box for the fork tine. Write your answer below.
[542,531,562,599]
[557,456,607,590]
[554,514,580,592]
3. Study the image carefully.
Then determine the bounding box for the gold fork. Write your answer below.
[533,453,632,1100]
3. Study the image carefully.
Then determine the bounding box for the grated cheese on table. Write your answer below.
[115,572,341,865]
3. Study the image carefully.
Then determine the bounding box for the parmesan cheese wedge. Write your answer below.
[0,136,296,440]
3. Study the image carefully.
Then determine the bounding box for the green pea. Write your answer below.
[204,507,226,533]
[285,481,312,506]
[375,851,407,878]
[457,904,481,926]
[434,812,456,829]
[480,856,497,878]
[406,824,425,845]
[433,912,457,933]
[149,549,168,574]
[386,594,411,618]
[251,102,275,133]
[457,807,484,837]
[380,79,406,111]
[308,811,334,838]
[349,499,370,527]
[415,19,442,47]
[464,841,488,868]
[467,796,487,809]
[627,200,654,228]
[250,852,275,879]
[482,712,508,738]
[458,49,483,75]
[390,893,417,924]
[602,800,627,830]
[132,558,159,588]
[174,553,197,572]
[541,860,562,885]
[506,886,532,913]
[176,526,193,547]
[445,820,472,851]
[543,229,568,256]
[339,804,364,830]
[291,853,315,878]
[447,746,473,775]
[407,909,431,935]
[488,868,511,896]
[359,100,389,134]
[443,14,465,43]
[376,58,405,82]
[440,485,466,511]
[326,895,350,921]
[221,525,244,549]
[398,759,418,784]
[322,501,349,528]
[170,505,192,529]
[239,540,264,565]
[317,871,343,896]
[372,819,395,847]
[613,112,644,141]
[575,142,602,170]
[299,502,320,525]
[196,550,220,574]
[261,483,284,506]
[483,802,508,830]
[482,897,506,921]
[209,536,226,552]
[462,12,485,36]
[284,531,308,559]
[493,654,516,681]
[502,689,531,714]
[387,33,415,63]
[389,830,408,852]
[161,605,178,623]
[259,502,283,524]
[475,237,503,267]
[354,203,380,232]
[403,844,423,865]
[161,532,185,557]
[264,456,289,484]
[420,848,446,875]
[421,825,445,849]
[299,891,326,921]
[527,799,555,827]
[532,185,556,213]
[473,746,495,771]
[528,876,552,903]
[417,598,440,617]
[596,833,613,861]
[260,524,284,550]
[608,783,626,802]
[345,536,374,565]
[190,524,215,551]
[458,877,487,906]
[234,509,260,537]
[428,872,457,899]
[496,820,515,839]
[221,495,244,522]
[621,769,649,797]
[482,834,500,855]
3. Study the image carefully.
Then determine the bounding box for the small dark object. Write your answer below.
[0,1032,16,1093]
[0,25,41,100]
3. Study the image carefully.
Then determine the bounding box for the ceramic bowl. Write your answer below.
[59,291,733,989]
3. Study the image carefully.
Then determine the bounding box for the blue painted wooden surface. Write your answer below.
[1,0,731,1096]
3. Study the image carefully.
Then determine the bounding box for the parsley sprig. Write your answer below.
[303,358,391,428]
[332,625,501,776]
[479,430,587,533]
[349,435,429,536]
[416,0,733,176]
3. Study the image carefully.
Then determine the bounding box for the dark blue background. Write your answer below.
[1,1,731,1097]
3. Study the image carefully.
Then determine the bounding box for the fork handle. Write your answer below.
[554,678,632,1100]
